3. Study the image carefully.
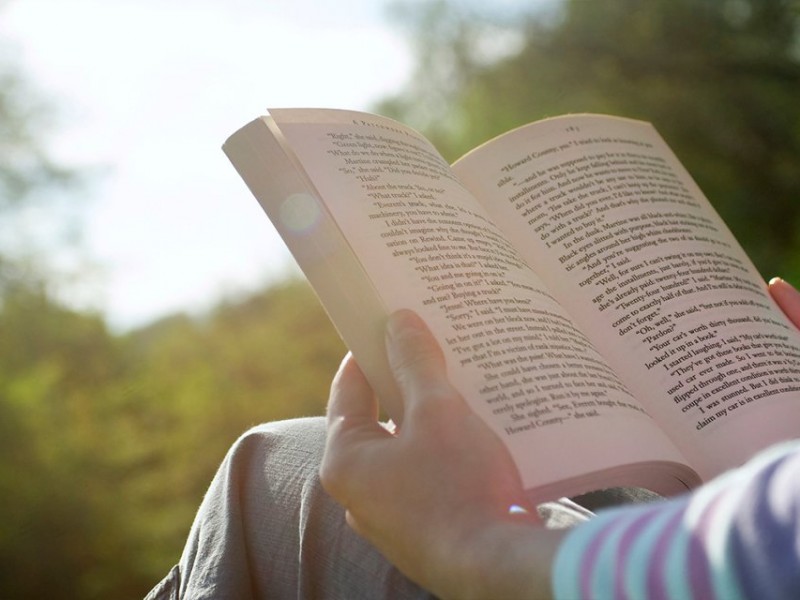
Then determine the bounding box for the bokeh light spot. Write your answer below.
[279,193,321,233]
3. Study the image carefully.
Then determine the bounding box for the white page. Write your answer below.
[266,109,696,498]
[454,114,800,479]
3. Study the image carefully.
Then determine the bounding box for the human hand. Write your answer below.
[769,277,800,329]
[320,310,563,599]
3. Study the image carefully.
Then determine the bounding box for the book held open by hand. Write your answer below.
[224,108,800,503]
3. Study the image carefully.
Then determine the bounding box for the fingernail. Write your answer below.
[769,277,783,286]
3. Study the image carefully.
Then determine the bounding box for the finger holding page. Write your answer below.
[321,353,391,508]
[384,309,462,419]
[769,277,800,330]
[322,310,555,599]
[385,310,532,513]
[327,352,381,424]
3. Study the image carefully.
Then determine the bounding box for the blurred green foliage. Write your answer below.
[1,0,799,597]
[0,29,80,290]
[0,280,344,598]
[379,0,800,282]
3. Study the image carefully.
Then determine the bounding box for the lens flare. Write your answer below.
[279,193,321,233]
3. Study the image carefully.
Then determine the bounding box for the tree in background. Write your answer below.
[0,277,342,599]
[379,0,800,282]
[106,279,343,593]
[0,18,343,594]
[0,38,80,295]
[0,18,131,597]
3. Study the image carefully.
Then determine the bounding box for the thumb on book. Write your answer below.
[769,277,800,330]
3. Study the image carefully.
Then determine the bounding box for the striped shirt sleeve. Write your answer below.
[552,440,800,600]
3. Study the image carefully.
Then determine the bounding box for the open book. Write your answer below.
[224,109,800,503]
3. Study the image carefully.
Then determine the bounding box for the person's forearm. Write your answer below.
[442,521,565,600]
[553,441,800,600]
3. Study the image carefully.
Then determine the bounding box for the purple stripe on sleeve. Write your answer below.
[727,452,800,599]
[685,492,724,600]
[580,519,623,599]
[614,509,657,600]
[645,508,684,600]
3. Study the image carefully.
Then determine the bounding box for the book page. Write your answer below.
[453,114,800,479]
[223,117,404,420]
[262,109,697,499]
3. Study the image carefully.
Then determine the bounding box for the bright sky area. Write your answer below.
[2,0,413,329]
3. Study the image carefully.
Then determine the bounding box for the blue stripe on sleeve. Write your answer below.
[552,440,800,600]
